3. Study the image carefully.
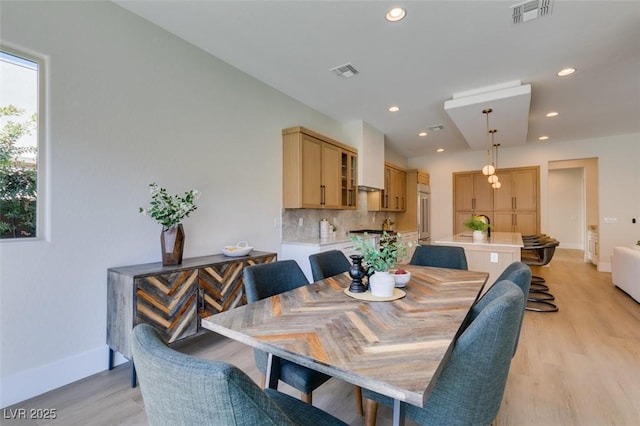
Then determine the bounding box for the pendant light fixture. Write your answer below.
[481,108,501,189]
[481,108,495,176]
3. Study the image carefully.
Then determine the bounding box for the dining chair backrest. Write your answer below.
[363,280,523,425]
[470,262,531,355]
[242,260,332,400]
[243,260,309,303]
[309,250,351,281]
[409,244,468,270]
[393,280,523,425]
[131,324,299,426]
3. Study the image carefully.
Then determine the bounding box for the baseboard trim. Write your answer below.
[0,345,127,408]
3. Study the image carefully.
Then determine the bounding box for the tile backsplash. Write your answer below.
[282,192,395,241]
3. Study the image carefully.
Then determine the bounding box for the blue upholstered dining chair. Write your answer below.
[363,280,525,426]
[308,250,365,416]
[131,323,347,426]
[409,244,468,270]
[470,261,532,356]
[243,260,332,404]
[309,250,352,282]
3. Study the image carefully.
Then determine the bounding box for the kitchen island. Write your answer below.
[434,232,523,287]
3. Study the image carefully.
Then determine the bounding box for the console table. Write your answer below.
[107,251,277,386]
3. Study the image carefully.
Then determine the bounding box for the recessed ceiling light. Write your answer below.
[546,112,559,117]
[419,132,427,137]
[538,136,549,141]
[557,68,576,76]
[388,106,400,112]
[386,7,406,22]
[436,148,444,153]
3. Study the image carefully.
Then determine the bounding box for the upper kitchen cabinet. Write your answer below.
[454,172,493,212]
[368,162,406,212]
[341,150,358,208]
[283,126,357,210]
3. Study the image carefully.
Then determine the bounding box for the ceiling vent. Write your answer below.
[331,63,359,78]
[511,0,553,24]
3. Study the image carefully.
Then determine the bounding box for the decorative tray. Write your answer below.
[343,288,406,302]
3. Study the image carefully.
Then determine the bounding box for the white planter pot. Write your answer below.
[472,230,484,242]
[369,271,395,297]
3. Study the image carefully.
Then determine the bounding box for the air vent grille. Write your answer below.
[330,63,359,78]
[511,0,553,23]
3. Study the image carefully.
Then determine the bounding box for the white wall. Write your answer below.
[548,168,584,250]
[0,1,346,407]
[409,134,640,272]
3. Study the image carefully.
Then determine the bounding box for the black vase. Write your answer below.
[348,255,367,293]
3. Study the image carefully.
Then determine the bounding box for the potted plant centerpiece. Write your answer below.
[139,183,200,266]
[350,231,409,297]
[463,215,490,242]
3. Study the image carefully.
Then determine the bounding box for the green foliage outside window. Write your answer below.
[0,104,37,239]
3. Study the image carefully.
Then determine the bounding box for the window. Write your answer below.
[0,49,42,240]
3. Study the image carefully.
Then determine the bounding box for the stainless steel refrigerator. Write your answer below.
[417,184,431,245]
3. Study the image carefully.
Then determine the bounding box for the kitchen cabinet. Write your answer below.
[398,230,419,264]
[341,150,358,209]
[368,163,406,212]
[453,172,494,234]
[587,227,599,265]
[492,167,539,234]
[107,251,277,384]
[396,169,430,232]
[283,126,357,210]
[282,237,376,282]
[453,166,539,235]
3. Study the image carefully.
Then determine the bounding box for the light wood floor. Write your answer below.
[4,249,639,426]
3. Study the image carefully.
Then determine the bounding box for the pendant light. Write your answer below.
[481,108,501,189]
[481,109,495,176]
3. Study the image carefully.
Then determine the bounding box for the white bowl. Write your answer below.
[391,270,411,287]
[222,241,253,257]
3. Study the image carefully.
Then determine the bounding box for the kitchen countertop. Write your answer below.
[435,232,523,247]
[282,235,352,246]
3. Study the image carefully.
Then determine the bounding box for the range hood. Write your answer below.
[343,120,384,191]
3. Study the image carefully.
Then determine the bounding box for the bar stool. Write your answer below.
[521,235,560,312]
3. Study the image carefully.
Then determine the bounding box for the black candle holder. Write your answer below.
[348,254,367,293]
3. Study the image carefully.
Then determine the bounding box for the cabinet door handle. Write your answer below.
[395,196,399,209]
[320,185,325,205]
[472,198,476,210]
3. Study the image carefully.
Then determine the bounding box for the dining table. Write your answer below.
[201,264,488,426]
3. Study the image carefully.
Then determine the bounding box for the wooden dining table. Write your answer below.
[201,264,488,426]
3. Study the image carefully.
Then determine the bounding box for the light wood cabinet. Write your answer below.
[493,167,539,234]
[341,150,358,209]
[453,172,494,233]
[283,126,357,210]
[368,163,407,212]
[453,166,539,235]
[396,169,430,231]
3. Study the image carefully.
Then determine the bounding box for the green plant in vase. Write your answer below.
[350,231,409,273]
[463,215,491,242]
[139,183,200,265]
[463,216,490,232]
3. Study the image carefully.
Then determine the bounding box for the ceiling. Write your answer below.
[114,1,640,158]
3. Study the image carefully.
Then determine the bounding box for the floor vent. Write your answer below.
[331,63,359,78]
[511,0,553,24]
